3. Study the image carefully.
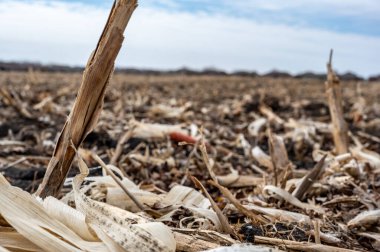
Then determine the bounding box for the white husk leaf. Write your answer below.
[248,118,267,137]
[0,174,108,252]
[130,120,187,140]
[0,246,10,252]
[43,196,98,241]
[351,147,380,170]
[0,229,42,251]
[347,209,380,228]
[263,185,325,214]
[162,185,211,209]
[106,187,161,211]
[159,185,222,230]
[241,204,312,223]
[251,146,273,169]
[73,151,176,252]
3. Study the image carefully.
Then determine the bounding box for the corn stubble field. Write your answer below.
[1,0,380,251]
[0,71,380,251]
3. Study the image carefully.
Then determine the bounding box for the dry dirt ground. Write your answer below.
[0,72,380,251]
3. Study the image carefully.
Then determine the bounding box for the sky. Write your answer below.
[0,0,379,77]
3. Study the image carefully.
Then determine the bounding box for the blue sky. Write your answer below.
[0,0,379,76]
[143,0,380,37]
[58,0,380,36]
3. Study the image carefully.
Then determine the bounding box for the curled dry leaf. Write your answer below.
[216,168,239,186]
[148,104,187,118]
[306,230,342,245]
[65,171,224,232]
[73,151,176,252]
[241,204,312,223]
[347,209,380,229]
[0,246,10,252]
[129,153,175,168]
[106,185,161,212]
[247,118,267,137]
[263,185,325,214]
[218,174,264,188]
[163,185,211,209]
[0,229,42,252]
[43,196,98,241]
[0,173,109,252]
[351,147,380,170]
[159,185,222,231]
[259,104,284,125]
[63,171,161,213]
[251,146,273,170]
[130,120,187,140]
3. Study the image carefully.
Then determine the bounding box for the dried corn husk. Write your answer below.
[0,229,42,251]
[0,246,10,252]
[129,153,175,167]
[162,185,211,209]
[248,118,267,137]
[241,204,311,223]
[0,174,109,252]
[263,185,325,214]
[130,120,187,140]
[347,209,380,228]
[148,104,187,118]
[251,146,273,170]
[73,151,176,252]
[351,147,380,170]
[43,196,98,241]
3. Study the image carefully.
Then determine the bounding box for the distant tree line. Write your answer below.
[0,61,377,81]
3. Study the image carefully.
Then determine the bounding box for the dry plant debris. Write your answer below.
[0,1,380,252]
[1,70,380,251]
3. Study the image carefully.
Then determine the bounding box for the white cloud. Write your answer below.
[212,0,380,19]
[0,0,379,77]
[145,0,380,20]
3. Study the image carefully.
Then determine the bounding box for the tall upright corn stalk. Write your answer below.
[325,50,348,154]
[36,0,138,198]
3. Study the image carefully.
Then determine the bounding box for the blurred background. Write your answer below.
[0,0,379,77]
